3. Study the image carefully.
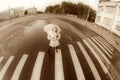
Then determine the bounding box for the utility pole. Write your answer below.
[84,0,91,25]
[110,2,119,31]
[8,6,11,22]
[84,6,90,25]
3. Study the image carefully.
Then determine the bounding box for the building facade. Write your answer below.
[14,7,24,17]
[0,8,15,19]
[95,0,120,36]
[27,7,37,15]
[0,7,24,20]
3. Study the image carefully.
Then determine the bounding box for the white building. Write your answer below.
[0,8,14,19]
[27,7,37,15]
[14,7,24,17]
[10,8,15,18]
[0,7,24,21]
[0,10,10,19]
[95,0,120,36]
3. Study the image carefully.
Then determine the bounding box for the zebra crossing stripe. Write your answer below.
[91,38,112,59]
[83,39,109,74]
[84,39,113,79]
[77,42,101,80]
[95,36,114,52]
[94,37,113,55]
[55,49,64,80]
[11,54,28,80]
[86,38,111,64]
[99,37,114,49]
[0,56,14,80]
[68,45,85,80]
[30,52,45,80]
[0,56,4,63]
[96,36,114,51]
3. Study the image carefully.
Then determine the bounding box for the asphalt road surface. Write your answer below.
[0,15,120,80]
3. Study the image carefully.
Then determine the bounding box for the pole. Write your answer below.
[84,0,91,25]
[110,2,117,31]
[8,6,11,22]
[84,7,90,25]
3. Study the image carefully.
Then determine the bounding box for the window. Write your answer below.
[115,21,120,31]
[105,6,116,14]
[118,7,120,16]
[96,16,101,22]
[98,6,103,13]
[103,17,112,27]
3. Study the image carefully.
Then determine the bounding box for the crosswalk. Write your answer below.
[55,49,64,80]
[30,52,45,80]
[0,36,117,80]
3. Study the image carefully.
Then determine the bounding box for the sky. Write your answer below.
[0,0,99,12]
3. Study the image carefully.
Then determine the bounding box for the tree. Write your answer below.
[88,9,96,22]
[45,1,96,22]
[53,4,62,14]
[45,6,54,13]
[24,10,28,15]
[77,2,84,18]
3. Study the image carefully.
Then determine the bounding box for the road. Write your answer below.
[0,15,120,80]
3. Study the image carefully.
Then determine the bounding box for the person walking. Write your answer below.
[44,24,61,54]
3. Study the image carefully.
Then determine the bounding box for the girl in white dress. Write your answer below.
[44,24,61,53]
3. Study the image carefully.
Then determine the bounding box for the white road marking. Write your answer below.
[85,39,113,80]
[86,38,111,64]
[30,52,45,80]
[11,54,28,80]
[77,42,101,80]
[94,37,113,55]
[0,56,4,63]
[96,36,114,51]
[0,56,14,80]
[83,39,109,73]
[91,38,112,59]
[55,49,64,80]
[68,45,85,80]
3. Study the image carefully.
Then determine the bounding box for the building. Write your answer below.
[0,7,24,21]
[14,7,24,17]
[0,8,14,19]
[95,0,120,36]
[0,10,10,19]
[9,8,15,18]
[27,7,37,15]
